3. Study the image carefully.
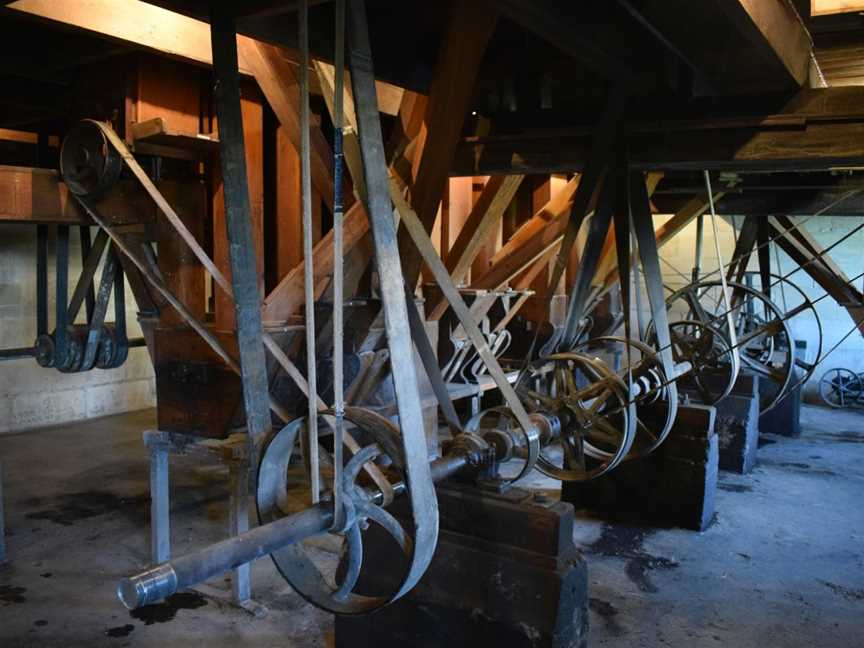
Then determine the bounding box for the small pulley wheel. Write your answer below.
[60,120,122,198]
[464,406,543,481]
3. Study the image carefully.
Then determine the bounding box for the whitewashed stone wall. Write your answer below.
[0,225,155,434]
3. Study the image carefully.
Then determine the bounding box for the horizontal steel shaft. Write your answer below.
[118,453,475,610]
[118,505,333,609]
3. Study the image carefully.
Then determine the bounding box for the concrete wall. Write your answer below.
[0,225,155,434]
[648,213,864,400]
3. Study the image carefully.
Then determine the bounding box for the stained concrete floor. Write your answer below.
[0,405,862,647]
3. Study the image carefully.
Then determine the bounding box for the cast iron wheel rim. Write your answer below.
[574,335,678,458]
[516,351,635,481]
[745,272,824,392]
[664,280,794,413]
[257,406,415,615]
[819,368,861,409]
[663,319,736,405]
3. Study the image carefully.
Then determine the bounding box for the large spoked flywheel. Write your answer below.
[515,352,636,481]
[257,407,415,615]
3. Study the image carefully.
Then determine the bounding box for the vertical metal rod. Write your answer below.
[209,6,273,470]
[36,225,48,336]
[55,225,70,362]
[150,447,170,563]
[79,226,96,323]
[692,213,704,283]
[229,462,251,604]
[331,0,346,526]
[0,461,6,564]
[299,0,320,503]
[703,171,738,352]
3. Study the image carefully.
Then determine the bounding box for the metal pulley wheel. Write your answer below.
[819,368,862,408]
[60,120,123,198]
[258,407,416,614]
[574,336,678,458]
[515,352,635,481]
[664,280,794,412]
[741,271,823,387]
[464,406,546,481]
[645,319,737,406]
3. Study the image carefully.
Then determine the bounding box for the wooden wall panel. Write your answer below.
[133,53,205,134]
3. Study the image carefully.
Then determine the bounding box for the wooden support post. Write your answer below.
[275,125,303,280]
[595,192,722,296]
[471,176,581,290]
[155,182,207,326]
[209,6,273,466]
[399,0,498,291]
[428,174,524,320]
[768,216,864,333]
[242,39,335,203]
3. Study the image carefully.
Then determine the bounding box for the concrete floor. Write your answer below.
[0,405,862,647]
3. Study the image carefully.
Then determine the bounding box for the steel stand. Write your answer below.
[0,461,6,565]
[143,430,266,616]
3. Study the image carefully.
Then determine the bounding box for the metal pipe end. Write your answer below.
[117,564,178,610]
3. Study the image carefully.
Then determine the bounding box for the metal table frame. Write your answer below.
[143,429,265,616]
[0,461,6,565]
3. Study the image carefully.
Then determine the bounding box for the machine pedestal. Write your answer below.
[562,404,718,531]
[335,485,589,648]
[713,374,760,474]
[760,370,802,438]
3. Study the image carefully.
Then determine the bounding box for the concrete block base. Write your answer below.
[562,404,718,531]
[336,486,589,648]
[715,393,759,473]
[760,369,802,438]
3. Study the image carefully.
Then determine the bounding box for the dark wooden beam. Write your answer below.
[454,88,864,175]
[769,215,864,334]
[653,188,864,216]
[399,0,498,289]
[6,0,405,115]
[497,0,672,90]
[0,165,195,225]
[621,0,811,93]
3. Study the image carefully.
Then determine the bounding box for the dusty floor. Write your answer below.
[0,405,862,647]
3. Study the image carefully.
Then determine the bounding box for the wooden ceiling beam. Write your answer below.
[470,176,582,291]
[454,87,864,175]
[812,0,864,16]
[241,39,334,202]
[726,0,812,87]
[6,0,404,115]
[399,0,499,289]
[0,164,180,225]
[427,174,524,320]
[617,0,811,93]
